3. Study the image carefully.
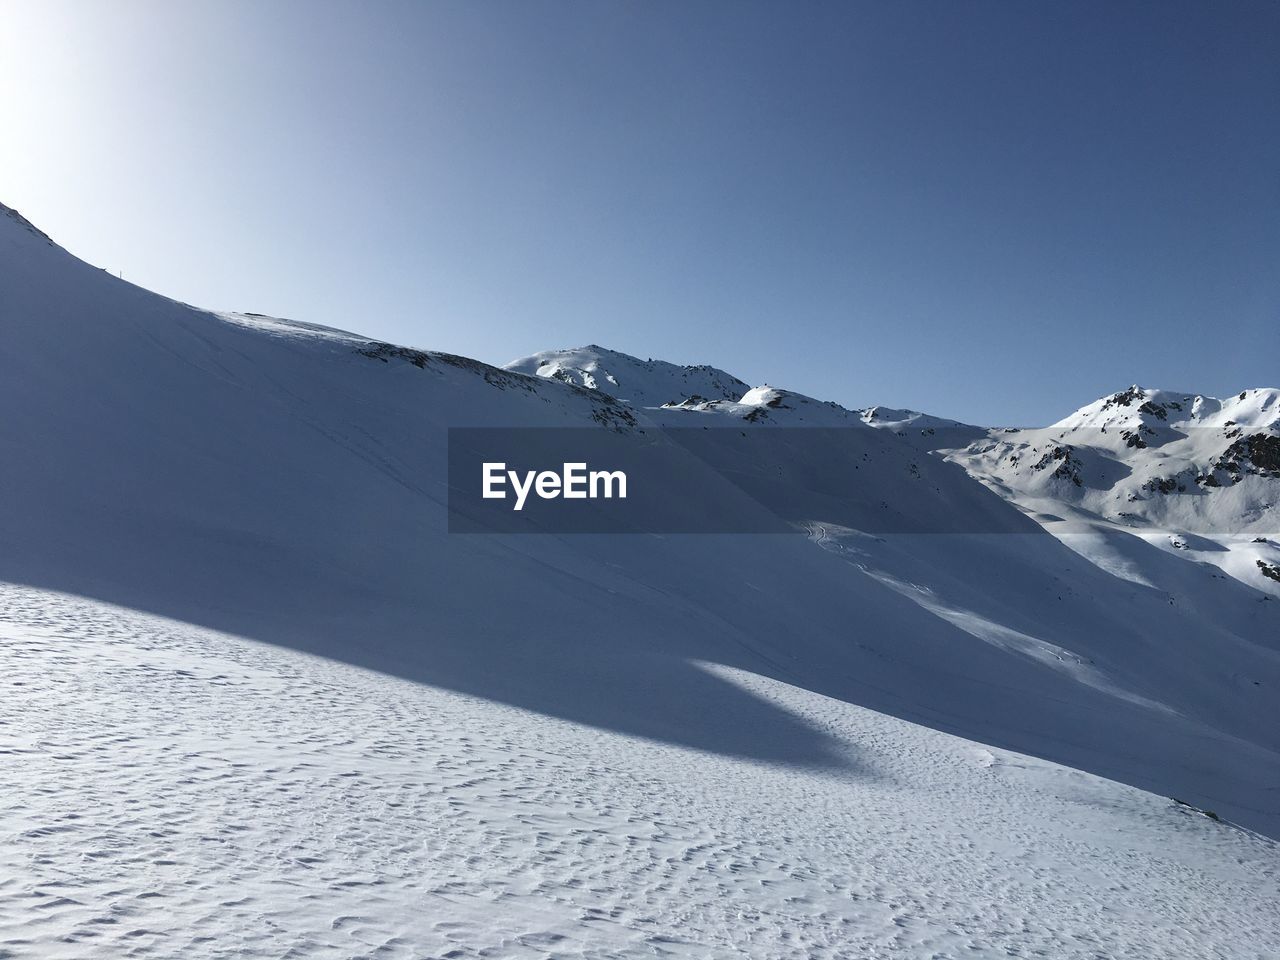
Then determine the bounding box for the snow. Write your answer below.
[503,345,749,407]
[3,198,1280,955]
[4,584,1278,959]
[655,384,869,427]
[945,384,1280,595]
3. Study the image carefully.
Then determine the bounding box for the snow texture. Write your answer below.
[3,585,1278,959]
[2,200,1279,957]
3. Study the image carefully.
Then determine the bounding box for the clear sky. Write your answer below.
[2,0,1276,425]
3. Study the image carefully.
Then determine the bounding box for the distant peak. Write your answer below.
[504,345,748,408]
[1049,384,1280,432]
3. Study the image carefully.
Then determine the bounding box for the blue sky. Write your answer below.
[2,0,1276,425]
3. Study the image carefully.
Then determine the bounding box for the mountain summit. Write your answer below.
[504,344,750,407]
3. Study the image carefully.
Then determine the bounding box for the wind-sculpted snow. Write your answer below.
[3,585,1278,960]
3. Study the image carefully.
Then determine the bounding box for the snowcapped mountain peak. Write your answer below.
[509,344,874,427]
[504,344,749,407]
[1054,385,1201,430]
[955,382,1280,549]
[1055,385,1280,432]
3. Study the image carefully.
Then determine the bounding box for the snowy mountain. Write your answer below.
[3,200,1279,958]
[504,344,749,407]
[958,385,1280,530]
[510,347,1280,595]
[945,386,1280,596]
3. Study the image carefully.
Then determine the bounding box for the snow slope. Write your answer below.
[4,584,1278,959]
[3,200,1280,955]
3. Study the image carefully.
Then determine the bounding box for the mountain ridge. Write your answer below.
[506,343,1279,588]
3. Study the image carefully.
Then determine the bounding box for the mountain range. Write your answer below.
[2,199,1277,958]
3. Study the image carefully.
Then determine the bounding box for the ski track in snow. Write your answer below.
[3,585,1277,960]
